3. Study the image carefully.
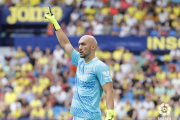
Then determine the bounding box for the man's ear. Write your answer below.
[91,44,96,50]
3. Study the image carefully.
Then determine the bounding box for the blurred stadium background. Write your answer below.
[0,0,180,120]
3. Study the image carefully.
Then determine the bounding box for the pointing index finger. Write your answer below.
[47,7,52,16]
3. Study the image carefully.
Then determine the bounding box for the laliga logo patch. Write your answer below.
[158,103,171,116]
[100,63,106,66]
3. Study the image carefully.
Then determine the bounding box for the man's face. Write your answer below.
[78,38,91,58]
[56,45,60,50]
[36,47,40,51]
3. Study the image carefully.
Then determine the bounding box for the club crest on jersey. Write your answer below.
[86,69,91,73]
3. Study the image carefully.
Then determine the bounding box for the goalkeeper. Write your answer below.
[45,7,114,120]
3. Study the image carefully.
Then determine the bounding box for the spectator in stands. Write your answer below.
[144,49,153,61]
[24,46,35,67]
[5,46,15,61]
[3,60,11,75]
[171,92,180,103]
[170,48,180,63]
[110,5,118,15]
[49,0,60,6]
[53,45,64,63]
[92,20,104,35]
[44,103,54,119]
[111,23,120,36]
[132,97,142,111]
[161,92,170,103]
[1,105,11,119]
[75,20,85,36]
[166,84,176,98]
[38,54,49,66]
[154,82,165,96]
[95,11,105,23]
[101,3,110,16]
[30,105,45,119]
[150,25,159,36]
[137,105,147,120]
[125,105,138,120]
[60,22,67,34]
[50,81,62,94]
[54,88,67,107]
[157,23,169,36]
[120,59,131,75]
[101,21,110,35]
[130,25,138,35]
[4,88,17,104]
[141,60,149,72]
[67,22,77,36]
[70,9,79,24]
[144,14,155,29]
[33,46,43,60]
[15,46,25,59]
[3,0,14,7]
[133,82,145,99]
[138,52,147,67]
[120,0,130,13]
[171,74,180,91]
[146,106,159,119]
[44,67,54,81]
[138,23,147,36]
[158,9,169,26]
[19,53,29,65]
[126,15,138,28]
[64,0,74,6]
[142,96,155,110]
[26,46,33,57]
[119,22,130,37]
[44,47,52,57]
[113,12,123,24]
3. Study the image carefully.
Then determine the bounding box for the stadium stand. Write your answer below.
[0,0,180,120]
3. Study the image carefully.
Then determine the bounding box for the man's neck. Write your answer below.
[84,54,95,63]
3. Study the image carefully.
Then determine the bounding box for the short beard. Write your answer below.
[80,54,88,58]
[80,49,91,58]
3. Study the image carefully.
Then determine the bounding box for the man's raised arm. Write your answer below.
[44,7,74,59]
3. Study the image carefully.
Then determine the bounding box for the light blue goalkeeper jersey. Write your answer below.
[70,49,112,120]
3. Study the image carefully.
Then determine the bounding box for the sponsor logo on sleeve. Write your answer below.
[100,63,106,66]
[102,71,111,79]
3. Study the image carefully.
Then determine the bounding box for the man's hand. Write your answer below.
[44,7,61,31]
[44,7,73,60]
[105,109,114,120]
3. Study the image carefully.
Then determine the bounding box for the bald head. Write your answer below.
[79,35,97,50]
